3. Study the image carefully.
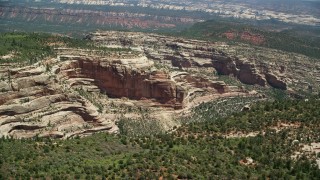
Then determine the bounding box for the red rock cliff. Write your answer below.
[59,57,186,109]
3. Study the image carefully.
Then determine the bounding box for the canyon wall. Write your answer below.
[0,6,197,30]
[59,56,186,109]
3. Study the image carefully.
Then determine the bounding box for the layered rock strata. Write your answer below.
[3,30,316,139]
[0,64,118,139]
[88,31,288,90]
[57,56,187,109]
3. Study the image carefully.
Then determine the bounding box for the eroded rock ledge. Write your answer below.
[3,30,309,139]
[58,56,186,109]
[88,31,288,90]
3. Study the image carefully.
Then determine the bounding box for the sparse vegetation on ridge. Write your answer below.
[179,19,320,59]
[0,33,54,64]
[0,32,134,65]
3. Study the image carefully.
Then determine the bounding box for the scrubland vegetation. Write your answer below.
[179,19,320,59]
[0,27,319,179]
[0,32,132,65]
[1,94,319,179]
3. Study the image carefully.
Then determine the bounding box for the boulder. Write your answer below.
[241,105,251,111]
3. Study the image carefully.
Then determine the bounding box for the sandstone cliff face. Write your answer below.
[58,56,186,109]
[211,55,266,86]
[89,31,288,90]
[2,30,317,139]
[0,6,198,30]
[236,62,266,86]
[0,63,118,139]
[185,75,228,93]
[265,73,287,90]
[211,56,237,75]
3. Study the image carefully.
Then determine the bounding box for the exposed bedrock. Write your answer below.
[59,57,187,109]
[265,73,287,90]
[0,94,67,116]
[211,55,266,86]
[237,63,266,86]
[88,31,297,91]
[185,75,228,93]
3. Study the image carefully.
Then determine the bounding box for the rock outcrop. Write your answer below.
[265,73,287,90]
[0,63,118,139]
[89,31,287,89]
[211,56,266,86]
[0,6,198,30]
[3,30,316,139]
[58,56,186,109]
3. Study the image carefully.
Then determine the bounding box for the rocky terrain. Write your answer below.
[222,31,266,45]
[214,42,320,94]
[0,5,198,31]
[0,31,319,139]
[89,31,320,92]
[53,0,320,25]
[2,0,319,36]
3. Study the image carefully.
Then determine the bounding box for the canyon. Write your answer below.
[28,0,320,25]
[2,0,319,36]
[0,5,198,32]
[0,31,319,139]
